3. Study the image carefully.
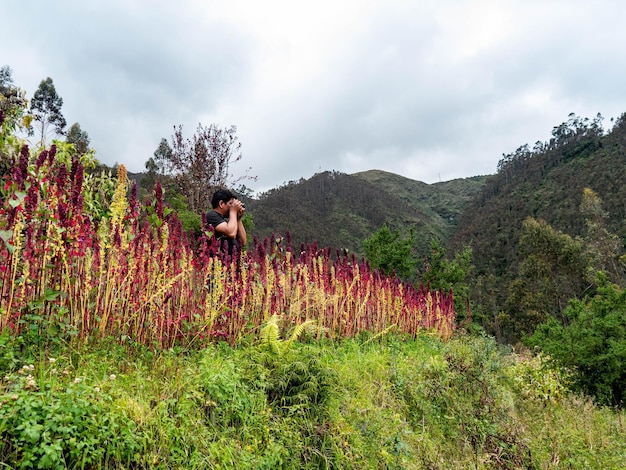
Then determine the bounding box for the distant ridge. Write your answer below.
[246,169,487,258]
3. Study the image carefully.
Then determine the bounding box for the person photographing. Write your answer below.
[205,188,247,259]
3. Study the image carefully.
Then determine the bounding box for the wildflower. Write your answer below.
[109,374,116,380]
[74,377,82,384]
[25,375,38,391]
[48,358,57,364]
[94,387,100,393]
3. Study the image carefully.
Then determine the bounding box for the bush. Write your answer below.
[390,334,531,468]
[528,277,626,406]
[0,358,140,468]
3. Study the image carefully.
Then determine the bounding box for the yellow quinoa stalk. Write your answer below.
[80,248,95,333]
[262,256,275,321]
[292,264,308,321]
[110,164,128,242]
[203,257,226,330]
[96,223,119,336]
[237,260,250,316]
[1,214,25,329]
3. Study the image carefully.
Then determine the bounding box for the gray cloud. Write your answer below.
[2,0,626,192]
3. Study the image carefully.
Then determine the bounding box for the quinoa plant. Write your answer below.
[0,140,456,348]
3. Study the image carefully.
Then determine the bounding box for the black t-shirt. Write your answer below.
[206,210,240,256]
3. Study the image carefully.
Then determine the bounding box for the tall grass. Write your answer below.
[0,142,455,347]
[2,332,625,468]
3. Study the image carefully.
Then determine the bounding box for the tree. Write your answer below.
[528,275,626,406]
[363,224,416,280]
[1,66,28,127]
[29,77,66,144]
[420,240,474,323]
[579,187,626,285]
[504,217,590,342]
[0,65,30,175]
[139,139,174,199]
[148,124,253,213]
[66,122,90,155]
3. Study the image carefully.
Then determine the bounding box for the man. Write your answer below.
[205,188,247,259]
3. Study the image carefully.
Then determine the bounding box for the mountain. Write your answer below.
[448,112,626,341]
[354,169,489,232]
[100,111,626,345]
[245,169,488,258]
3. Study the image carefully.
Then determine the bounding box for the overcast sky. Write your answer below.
[2,0,626,194]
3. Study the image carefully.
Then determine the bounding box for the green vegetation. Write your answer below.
[451,113,626,343]
[248,170,486,259]
[420,240,474,324]
[354,170,488,235]
[363,224,417,280]
[528,275,626,407]
[2,332,625,469]
[3,69,626,468]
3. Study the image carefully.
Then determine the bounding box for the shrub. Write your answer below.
[528,276,626,406]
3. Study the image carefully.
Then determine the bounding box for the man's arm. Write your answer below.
[236,216,247,247]
[213,201,244,239]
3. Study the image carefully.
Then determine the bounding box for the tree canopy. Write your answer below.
[363,224,417,280]
[29,77,66,144]
[66,122,91,155]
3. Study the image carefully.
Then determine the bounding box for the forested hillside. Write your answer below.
[354,169,488,233]
[246,170,487,258]
[449,113,626,342]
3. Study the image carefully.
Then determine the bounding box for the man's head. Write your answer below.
[211,188,236,213]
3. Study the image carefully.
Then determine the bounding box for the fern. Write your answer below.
[259,314,281,355]
[255,315,335,415]
[283,319,318,353]
[259,314,319,356]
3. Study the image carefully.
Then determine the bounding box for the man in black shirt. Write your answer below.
[205,188,247,259]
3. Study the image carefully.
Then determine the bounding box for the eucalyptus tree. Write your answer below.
[29,77,66,145]
[66,122,90,155]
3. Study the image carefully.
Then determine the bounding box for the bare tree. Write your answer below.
[150,123,254,213]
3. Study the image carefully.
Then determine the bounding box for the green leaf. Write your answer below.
[0,230,12,243]
[44,288,62,302]
[8,191,27,208]
[0,229,15,252]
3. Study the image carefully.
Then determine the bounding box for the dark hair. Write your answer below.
[211,188,236,209]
